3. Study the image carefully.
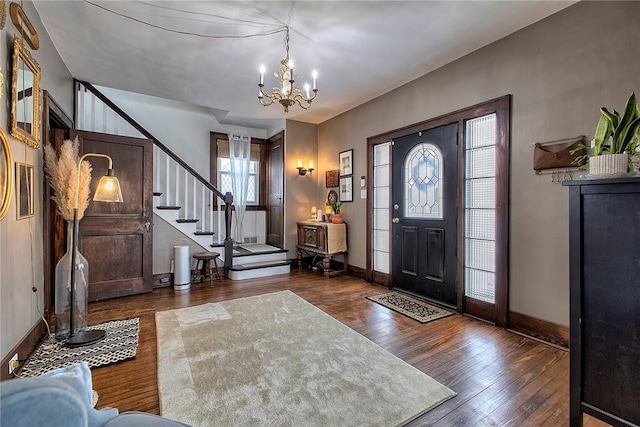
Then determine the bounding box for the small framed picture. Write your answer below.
[339,149,353,176]
[339,176,353,202]
[16,162,34,219]
[325,169,339,188]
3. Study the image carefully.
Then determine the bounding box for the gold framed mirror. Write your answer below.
[0,128,14,221]
[11,36,41,149]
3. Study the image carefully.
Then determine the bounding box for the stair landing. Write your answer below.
[218,244,291,281]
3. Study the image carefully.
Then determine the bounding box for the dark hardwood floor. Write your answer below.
[86,270,606,426]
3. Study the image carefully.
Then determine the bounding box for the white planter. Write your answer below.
[589,153,628,176]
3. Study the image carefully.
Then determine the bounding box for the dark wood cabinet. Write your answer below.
[296,221,348,277]
[564,177,640,427]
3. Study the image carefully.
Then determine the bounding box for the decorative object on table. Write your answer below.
[326,189,338,207]
[533,136,585,173]
[19,318,139,377]
[339,149,353,176]
[330,200,343,224]
[15,162,34,219]
[324,205,332,222]
[0,129,13,221]
[156,291,455,426]
[10,36,41,148]
[572,92,640,176]
[325,169,339,187]
[339,175,353,202]
[44,139,124,347]
[367,292,454,324]
[258,26,318,113]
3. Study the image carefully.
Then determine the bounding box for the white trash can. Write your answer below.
[173,245,191,290]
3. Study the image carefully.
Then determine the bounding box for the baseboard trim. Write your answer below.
[152,273,173,288]
[1,319,49,381]
[508,311,569,349]
[348,264,366,280]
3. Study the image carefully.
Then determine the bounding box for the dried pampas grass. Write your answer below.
[44,137,92,221]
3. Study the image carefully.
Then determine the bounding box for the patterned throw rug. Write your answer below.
[368,292,454,323]
[20,318,139,377]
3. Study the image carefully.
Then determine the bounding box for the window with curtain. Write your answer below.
[216,139,261,206]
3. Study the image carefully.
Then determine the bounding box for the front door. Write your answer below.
[391,123,458,305]
[57,130,154,301]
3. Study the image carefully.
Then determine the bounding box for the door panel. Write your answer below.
[391,124,457,305]
[266,132,284,248]
[426,228,444,281]
[69,130,153,301]
[400,227,419,277]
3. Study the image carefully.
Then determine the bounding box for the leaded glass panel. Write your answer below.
[404,143,443,219]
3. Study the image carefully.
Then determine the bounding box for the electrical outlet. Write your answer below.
[8,353,19,375]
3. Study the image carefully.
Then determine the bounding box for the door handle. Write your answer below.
[392,218,400,223]
[144,220,151,232]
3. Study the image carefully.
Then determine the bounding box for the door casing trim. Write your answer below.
[366,95,511,326]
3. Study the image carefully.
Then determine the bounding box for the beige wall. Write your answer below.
[1,1,74,359]
[284,120,319,253]
[316,1,639,326]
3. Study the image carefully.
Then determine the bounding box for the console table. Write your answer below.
[564,177,640,427]
[296,221,348,277]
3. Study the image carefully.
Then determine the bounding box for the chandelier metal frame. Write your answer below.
[258,27,318,113]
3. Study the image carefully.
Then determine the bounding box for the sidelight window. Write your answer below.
[464,114,497,303]
[373,142,391,274]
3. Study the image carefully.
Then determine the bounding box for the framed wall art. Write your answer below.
[339,149,353,177]
[0,129,13,221]
[325,169,338,188]
[339,176,353,202]
[16,162,34,219]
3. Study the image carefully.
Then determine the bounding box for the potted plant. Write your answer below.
[331,201,343,224]
[574,92,640,176]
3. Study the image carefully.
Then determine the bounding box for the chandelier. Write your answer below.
[258,27,318,113]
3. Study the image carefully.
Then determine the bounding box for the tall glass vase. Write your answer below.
[55,221,89,340]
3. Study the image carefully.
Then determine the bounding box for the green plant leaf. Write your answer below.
[600,107,620,129]
[611,93,639,152]
[593,115,611,155]
[618,116,640,154]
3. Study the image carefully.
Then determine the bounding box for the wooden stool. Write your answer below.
[192,252,221,287]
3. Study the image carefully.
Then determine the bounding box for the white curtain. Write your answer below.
[229,133,251,244]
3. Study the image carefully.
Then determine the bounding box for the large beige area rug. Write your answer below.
[156,290,455,427]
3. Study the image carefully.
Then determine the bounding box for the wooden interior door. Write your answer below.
[59,130,153,301]
[266,131,284,248]
[391,124,458,305]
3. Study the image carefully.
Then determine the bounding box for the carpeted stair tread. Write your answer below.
[153,192,163,196]
[156,205,181,210]
[229,260,291,271]
[194,231,215,235]
[176,218,199,223]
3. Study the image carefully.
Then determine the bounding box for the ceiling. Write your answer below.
[33,1,576,129]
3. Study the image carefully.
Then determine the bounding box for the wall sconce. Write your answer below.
[296,159,314,176]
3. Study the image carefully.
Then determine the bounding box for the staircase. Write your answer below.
[75,81,291,280]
